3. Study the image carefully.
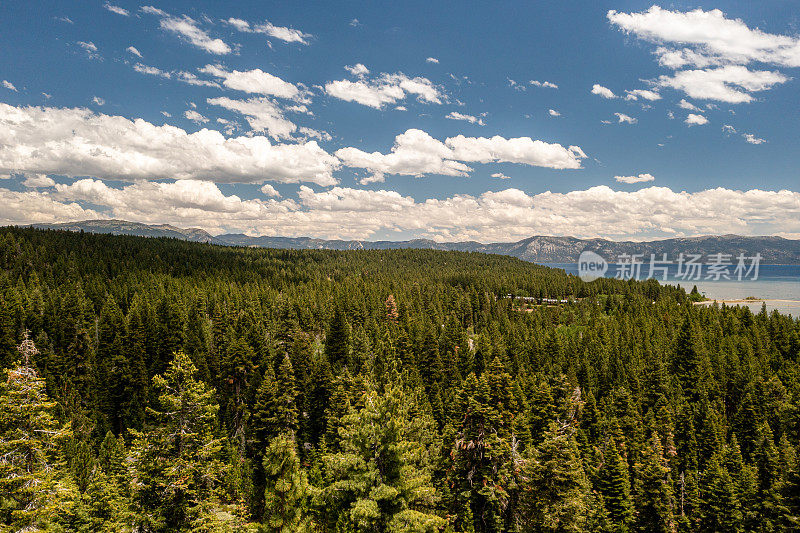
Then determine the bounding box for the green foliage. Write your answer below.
[0,335,68,531]
[262,433,311,532]
[0,227,799,530]
[128,351,228,531]
[319,370,445,532]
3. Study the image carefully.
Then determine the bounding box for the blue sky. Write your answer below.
[0,1,798,241]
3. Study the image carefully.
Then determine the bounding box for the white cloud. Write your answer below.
[225,18,311,45]
[530,80,558,89]
[615,173,655,184]
[298,128,331,142]
[608,6,800,68]
[349,18,360,27]
[184,109,208,124]
[207,97,297,139]
[656,66,788,103]
[614,112,637,124]
[426,57,439,64]
[104,3,129,16]
[2,80,16,92]
[548,109,561,117]
[0,103,339,185]
[678,99,701,111]
[175,71,220,88]
[0,188,102,227]
[625,89,661,101]
[199,64,300,99]
[8,182,800,241]
[325,69,444,109]
[445,111,485,125]
[685,113,709,125]
[743,133,766,144]
[591,84,616,98]
[22,173,56,188]
[133,63,171,79]
[126,46,142,58]
[336,129,470,182]
[142,7,231,55]
[336,128,586,182]
[344,63,369,76]
[92,96,105,106]
[608,7,798,103]
[722,124,737,134]
[260,183,280,197]
[491,173,511,179]
[395,106,407,111]
[77,41,101,60]
[446,135,587,168]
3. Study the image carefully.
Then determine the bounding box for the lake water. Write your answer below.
[541,263,800,316]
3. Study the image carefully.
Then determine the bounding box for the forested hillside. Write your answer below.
[1,227,799,532]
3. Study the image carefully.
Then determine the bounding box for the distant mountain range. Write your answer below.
[26,219,800,264]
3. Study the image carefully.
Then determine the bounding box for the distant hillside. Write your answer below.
[26,220,800,264]
[31,219,219,244]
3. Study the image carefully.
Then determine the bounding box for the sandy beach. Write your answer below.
[694,298,800,306]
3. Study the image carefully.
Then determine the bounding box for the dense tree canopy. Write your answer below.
[0,227,799,531]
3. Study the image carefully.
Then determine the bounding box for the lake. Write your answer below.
[541,263,800,316]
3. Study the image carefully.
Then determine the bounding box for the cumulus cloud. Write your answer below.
[614,112,637,124]
[22,173,56,188]
[336,129,471,183]
[206,97,297,139]
[625,89,661,101]
[0,188,103,227]
[608,7,797,103]
[2,80,17,92]
[548,109,561,117]
[615,173,655,184]
[260,183,280,197]
[335,128,586,182]
[199,64,301,99]
[678,99,701,111]
[445,111,485,125]
[608,6,800,68]
[5,182,800,241]
[142,6,231,55]
[184,109,208,124]
[225,18,311,45]
[491,173,511,179]
[134,63,171,79]
[133,63,219,88]
[92,96,105,106]
[103,3,129,16]
[685,113,709,125]
[743,133,766,144]
[656,66,788,103]
[530,80,558,89]
[344,63,369,77]
[0,104,339,185]
[77,41,101,60]
[325,67,444,109]
[126,46,142,58]
[426,57,439,64]
[591,84,616,98]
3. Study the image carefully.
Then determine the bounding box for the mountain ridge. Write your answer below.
[25,219,800,264]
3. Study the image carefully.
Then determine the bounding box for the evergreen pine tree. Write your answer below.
[263,433,312,532]
[0,334,68,531]
[128,351,230,531]
[518,420,590,532]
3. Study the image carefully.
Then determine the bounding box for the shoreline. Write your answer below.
[693,298,800,306]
